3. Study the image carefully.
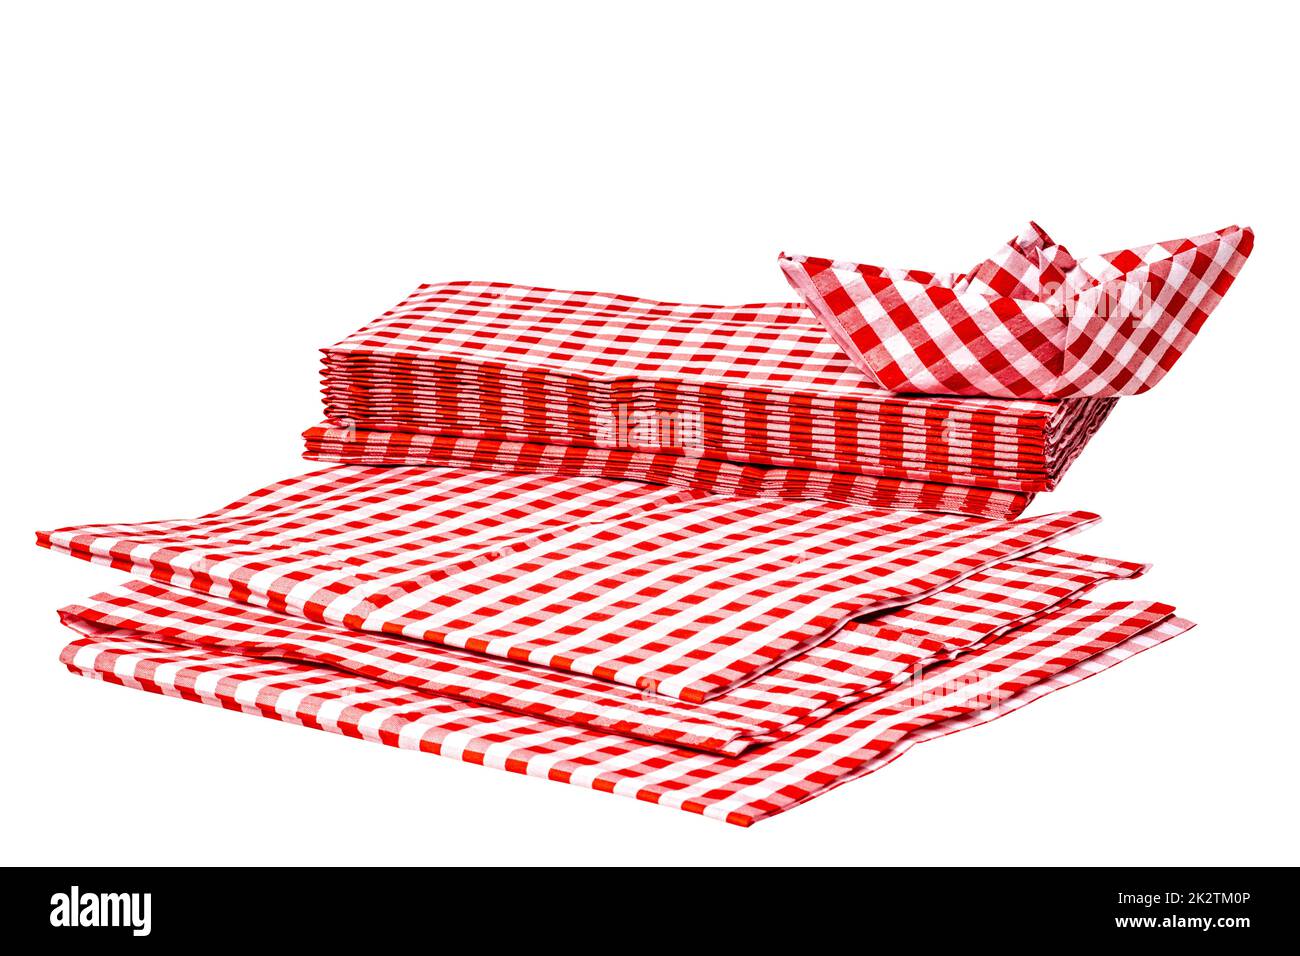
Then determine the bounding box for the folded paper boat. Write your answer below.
[780,223,1253,399]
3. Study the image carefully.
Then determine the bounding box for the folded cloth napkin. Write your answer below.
[59,596,1187,825]
[319,281,1115,494]
[58,545,1144,755]
[36,465,1097,702]
[780,223,1253,399]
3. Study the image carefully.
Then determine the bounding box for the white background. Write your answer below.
[3,1,1297,865]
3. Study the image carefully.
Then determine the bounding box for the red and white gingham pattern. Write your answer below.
[320,281,1114,492]
[37,466,1098,702]
[318,393,1115,492]
[324,361,1095,449]
[325,282,890,392]
[313,390,1116,493]
[302,424,1036,518]
[58,546,1145,755]
[59,601,1188,825]
[780,223,1254,399]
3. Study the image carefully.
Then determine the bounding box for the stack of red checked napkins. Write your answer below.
[781,223,1253,399]
[305,281,1117,518]
[39,466,1189,825]
[38,223,1252,824]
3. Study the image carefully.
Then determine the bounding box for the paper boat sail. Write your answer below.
[780,223,1254,399]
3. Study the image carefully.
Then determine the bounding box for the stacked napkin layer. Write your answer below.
[39,467,1101,701]
[39,466,1187,824]
[61,595,1185,826]
[301,424,1035,518]
[313,282,1118,515]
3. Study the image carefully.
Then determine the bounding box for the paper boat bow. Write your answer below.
[780,223,1253,399]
